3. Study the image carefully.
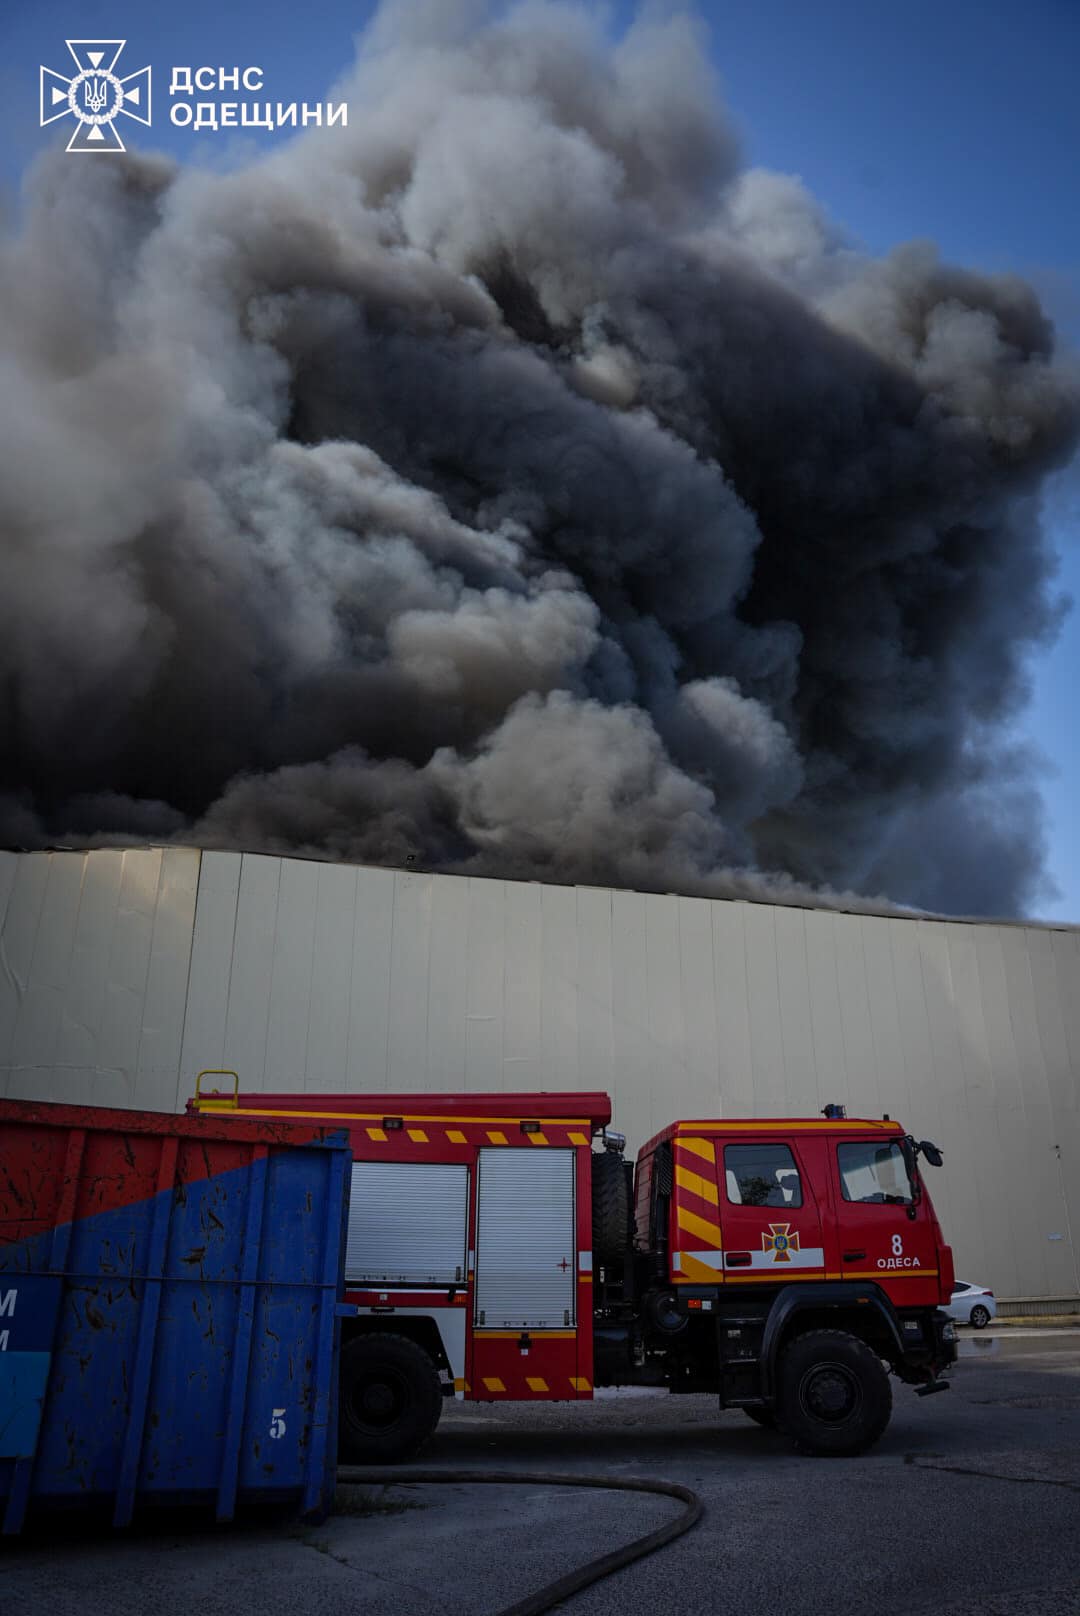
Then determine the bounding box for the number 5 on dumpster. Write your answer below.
[269,1408,287,1439]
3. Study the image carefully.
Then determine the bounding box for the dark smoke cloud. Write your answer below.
[1,1,1077,917]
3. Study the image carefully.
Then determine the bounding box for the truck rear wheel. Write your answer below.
[338,1333,442,1464]
[592,1149,632,1259]
[775,1329,892,1457]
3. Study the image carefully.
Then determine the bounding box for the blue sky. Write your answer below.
[2,0,1077,919]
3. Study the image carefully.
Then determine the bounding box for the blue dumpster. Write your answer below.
[0,1098,349,1534]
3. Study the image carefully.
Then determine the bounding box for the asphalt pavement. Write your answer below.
[5,1328,1080,1616]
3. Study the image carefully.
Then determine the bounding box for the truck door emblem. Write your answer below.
[762,1223,801,1262]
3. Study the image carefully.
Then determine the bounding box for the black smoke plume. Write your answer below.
[2,2,1077,916]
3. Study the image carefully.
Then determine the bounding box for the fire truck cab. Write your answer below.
[191,1081,957,1459]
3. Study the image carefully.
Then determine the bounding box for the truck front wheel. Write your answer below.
[338,1333,443,1463]
[775,1329,892,1457]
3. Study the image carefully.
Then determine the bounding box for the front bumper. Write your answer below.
[894,1307,956,1384]
[932,1308,958,1370]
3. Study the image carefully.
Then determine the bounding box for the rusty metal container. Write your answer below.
[0,1098,349,1534]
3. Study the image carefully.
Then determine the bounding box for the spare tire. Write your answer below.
[592,1149,632,1259]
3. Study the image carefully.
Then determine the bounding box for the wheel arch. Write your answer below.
[341,1313,454,1383]
[761,1284,905,1394]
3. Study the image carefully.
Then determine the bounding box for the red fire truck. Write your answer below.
[190,1079,957,1458]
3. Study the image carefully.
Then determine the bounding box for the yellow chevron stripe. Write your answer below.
[675,1136,716,1164]
[675,1164,719,1206]
[677,1205,724,1247]
[526,1377,549,1392]
[486,1131,508,1145]
[570,1377,591,1391]
[407,1128,429,1142]
[675,1252,726,1283]
[366,1126,387,1142]
[527,1131,549,1146]
[569,1132,590,1146]
[447,1129,467,1144]
[482,1377,506,1392]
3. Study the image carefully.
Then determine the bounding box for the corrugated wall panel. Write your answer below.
[2,849,199,1108]
[773,906,816,1119]
[541,882,580,1092]
[348,865,395,1088]
[95,850,171,1108]
[265,855,319,1090]
[711,899,753,1115]
[885,922,927,1138]
[677,896,720,1120]
[465,877,504,1090]
[503,879,542,1091]
[610,888,652,1135]
[140,848,201,1112]
[426,868,468,1089]
[643,894,683,1137]
[0,850,18,934]
[220,852,281,1091]
[803,911,850,1115]
[307,861,357,1093]
[387,871,433,1087]
[575,887,614,1097]
[0,853,50,1095]
[1048,930,1080,1291]
[744,903,786,1116]
[52,851,125,1089]
[3,848,1078,1298]
[833,914,879,1124]
[179,849,241,1081]
[979,928,1039,1298]
[890,924,948,1231]
[11,850,85,1097]
[862,915,906,1127]
[997,927,1058,1296]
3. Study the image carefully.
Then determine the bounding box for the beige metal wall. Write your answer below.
[0,847,199,1113]
[2,847,1078,1300]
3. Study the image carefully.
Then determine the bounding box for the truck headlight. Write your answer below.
[942,1321,956,1341]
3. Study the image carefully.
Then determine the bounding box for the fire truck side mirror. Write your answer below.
[919,1140,944,1167]
[901,1135,923,1209]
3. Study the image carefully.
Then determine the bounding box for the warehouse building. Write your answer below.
[1,845,1077,1308]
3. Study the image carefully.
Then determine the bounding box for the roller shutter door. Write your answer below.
[474,1148,576,1328]
[346,1161,469,1285]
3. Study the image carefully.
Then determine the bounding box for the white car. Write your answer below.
[946,1281,997,1329]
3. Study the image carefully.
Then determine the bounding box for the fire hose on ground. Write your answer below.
[335,1466,704,1616]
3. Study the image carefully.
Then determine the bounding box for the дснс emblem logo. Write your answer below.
[40,41,151,152]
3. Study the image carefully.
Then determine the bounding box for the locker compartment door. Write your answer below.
[346,1161,469,1286]
[474,1148,576,1328]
